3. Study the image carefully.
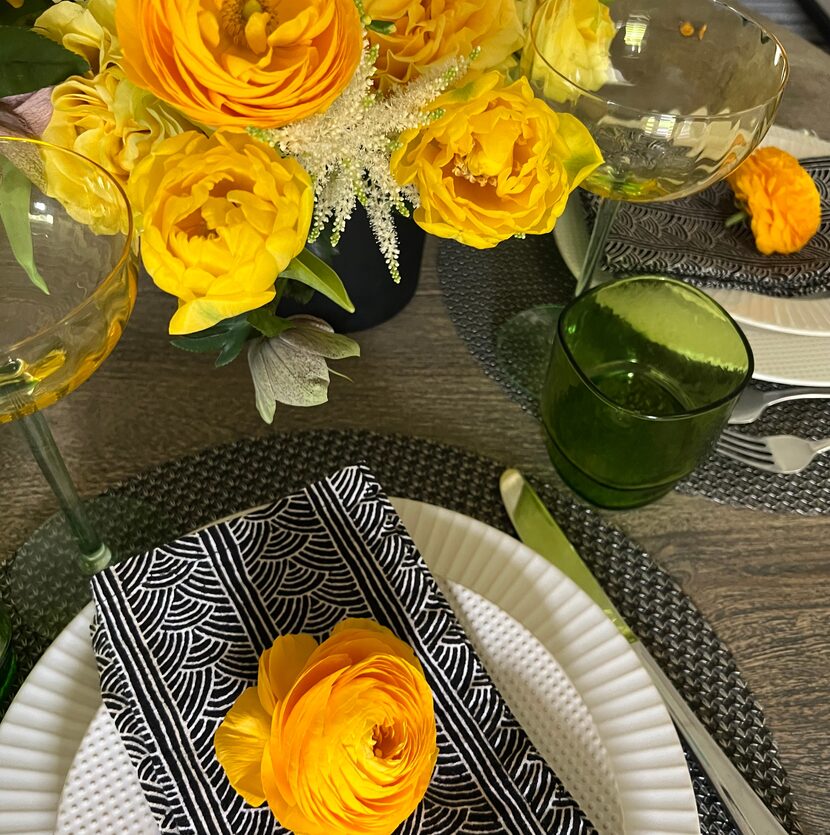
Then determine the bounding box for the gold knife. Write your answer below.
[499,468,789,835]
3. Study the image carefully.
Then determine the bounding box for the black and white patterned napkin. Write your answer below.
[90,465,594,835]
[583,156,830,297]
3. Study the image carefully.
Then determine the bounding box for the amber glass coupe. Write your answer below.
[0,136,136,572]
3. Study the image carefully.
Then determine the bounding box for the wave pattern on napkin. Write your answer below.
[583,156,830,297]
[91,465,594,835]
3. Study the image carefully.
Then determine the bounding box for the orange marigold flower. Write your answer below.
[726,146,821,255]
[115,0,363,129]
[215,619,438,835]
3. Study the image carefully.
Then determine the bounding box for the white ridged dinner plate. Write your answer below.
[0,499,699,835]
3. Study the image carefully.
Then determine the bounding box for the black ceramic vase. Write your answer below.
[278,205,426,333]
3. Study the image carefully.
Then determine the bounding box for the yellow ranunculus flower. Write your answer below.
[43,68,191,192]
[727,147,822,255]
[128,130,313,335]
[524,0,616,103]
[366,0,524,88]
[391,72,603,248]
[35,0,120,74]
[115,0,363,129]
[215,619,438,835]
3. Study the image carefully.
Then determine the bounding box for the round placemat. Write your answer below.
[437,236,830,515]
[0,430,801,834]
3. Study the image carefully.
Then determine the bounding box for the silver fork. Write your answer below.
[716,429,830,473]
[729,386,830,424]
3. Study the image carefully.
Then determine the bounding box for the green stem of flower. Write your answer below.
[725,209,749,228]
[272,276,289,309]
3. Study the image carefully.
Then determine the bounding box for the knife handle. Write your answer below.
[631,642,789,835]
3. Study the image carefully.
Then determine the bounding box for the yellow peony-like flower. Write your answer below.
[726,146,822,255]
[523,0,616,104]
[35,0,120,74]
[43,68,191,192]
[127,130,313,335]
[365,0,524,88]
[215,619,438,835]
[391,72,603,248]
[115,0,363,129]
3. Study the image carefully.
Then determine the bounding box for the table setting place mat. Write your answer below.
[0,431,800,835]
[580,155,830,298]
[86,464,592,835]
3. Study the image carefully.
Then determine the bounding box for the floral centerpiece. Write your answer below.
[0,0,603,420]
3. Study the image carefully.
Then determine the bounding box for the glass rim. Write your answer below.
[0,134,134,356]
[529,0,790,123]
[556,275,755,421]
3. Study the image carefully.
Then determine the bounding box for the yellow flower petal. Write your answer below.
[258,633,318,713]
[214,687,271,807]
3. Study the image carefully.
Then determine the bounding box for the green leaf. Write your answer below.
[282,280,315,306]
[247,308,294,338]
[0,0,51,27]
[169,312,254,366]
[281,248,355,313]
[366,19,396,35]
[0,0,50,26]
[0,156,47,293]
[0,26,89,97]
[214,324,252,368]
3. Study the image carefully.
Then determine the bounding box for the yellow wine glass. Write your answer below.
[0,136,136,573]
[497,0,788,401]
[525,0,789,292]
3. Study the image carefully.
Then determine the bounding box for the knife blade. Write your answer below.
[499,468,789,835]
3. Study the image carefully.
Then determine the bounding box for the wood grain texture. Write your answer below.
[1,26,829,835]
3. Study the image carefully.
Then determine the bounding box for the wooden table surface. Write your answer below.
[1,25,829,835]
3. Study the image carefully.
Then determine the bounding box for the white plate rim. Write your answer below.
[0,498,700,835]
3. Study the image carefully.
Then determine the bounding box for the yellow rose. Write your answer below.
[366,0,524,88]
[128,130,313,335]
[43,68,191,192]
[115,0,363,129]
[523,0,615,103]
[35,0,120,73]
[215,619,437,835]
[391,72,603,248]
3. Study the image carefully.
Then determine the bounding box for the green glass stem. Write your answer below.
[18,410,112,573]
[575,197,622,296]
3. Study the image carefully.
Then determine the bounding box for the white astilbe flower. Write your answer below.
[251,41,472,282]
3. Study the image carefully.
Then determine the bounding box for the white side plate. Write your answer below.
[0,499,700,835]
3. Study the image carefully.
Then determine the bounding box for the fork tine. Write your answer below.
[717,439,774,461]
[719,429,769,451]
[715,445,780,472]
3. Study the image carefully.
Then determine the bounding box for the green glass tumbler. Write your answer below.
[541,276,753,508]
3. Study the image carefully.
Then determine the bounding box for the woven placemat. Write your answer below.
[437,235,830,515]
[0,430,800,834]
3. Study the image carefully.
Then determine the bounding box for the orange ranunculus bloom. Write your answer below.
[115,0,363,129]
[364,0,524,88]
[727,146,821,255]
[215,619,438,835]
[390,71,603,248]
